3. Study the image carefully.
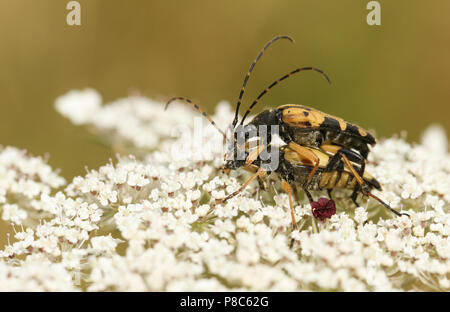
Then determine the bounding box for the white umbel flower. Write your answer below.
[55,88,102,126]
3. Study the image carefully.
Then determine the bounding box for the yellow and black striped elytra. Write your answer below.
[279,104,375,148]
[243,105,375,148]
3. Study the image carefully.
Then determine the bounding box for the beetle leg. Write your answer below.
[303,188,314,204]
[282,180,298,248]
[287,142,320,188]
[321,144,366,176]
[216,167,266,204]
[282,180,298,230]
[292,183,300,203]
[242,163,259,173]
[242,164,268,191]
[350,173,409,217]
[245,143,266,166]
[340,154,365,187]
[327,189,333,201]
[221,167,231,175]
[366,192,409,217]
[257,177,268,192]
[351,185,360,207]
[360,161,366,179]
[324,150,367,194]
[338,155,408,217]
[320,143,342,155]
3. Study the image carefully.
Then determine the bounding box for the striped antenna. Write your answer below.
[240,66,331,125]
[165,97,226,138]
[232,35,295,129]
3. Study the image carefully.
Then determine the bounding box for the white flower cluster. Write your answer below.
[55,88,231,155]
[0,89,448,291]
[0,146,65,225]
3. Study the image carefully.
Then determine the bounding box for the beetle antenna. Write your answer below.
[232,35,295,129]
[240,67,331,125]
[165,97,226,138]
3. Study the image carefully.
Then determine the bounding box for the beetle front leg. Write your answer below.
[243,163,268,191]
[216,167,267,204]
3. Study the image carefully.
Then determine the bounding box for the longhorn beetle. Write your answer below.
[167,35,376,197]
[165,36,404,233]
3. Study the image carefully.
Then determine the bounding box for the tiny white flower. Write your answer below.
[91,235,121,253]
[354,207,368,224]
[2,204,27,224]
[195,204,210,217]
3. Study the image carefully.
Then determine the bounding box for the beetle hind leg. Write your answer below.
[321,144,366,177]
[282,180,298,249]
[303,188,315,204]
[327,189,334,201]
[351,186,360,207]
[292,183,300,203]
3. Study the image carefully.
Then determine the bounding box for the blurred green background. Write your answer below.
[0,1,449,178]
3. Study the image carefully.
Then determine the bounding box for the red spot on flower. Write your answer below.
[311,197,336,221]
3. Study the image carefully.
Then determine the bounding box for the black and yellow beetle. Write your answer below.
[165,35,407,248]
[167,35,375,194]
[229,103,375,190]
